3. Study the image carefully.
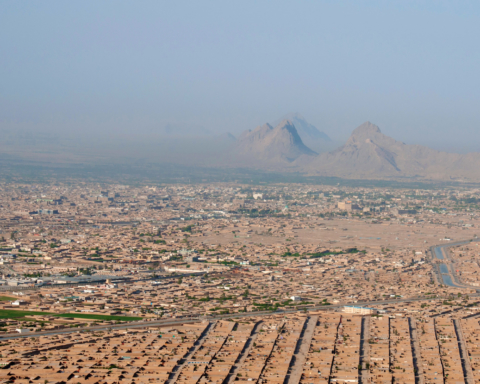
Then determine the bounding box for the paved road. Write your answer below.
[0,294,471,341]
[431,239,480,291]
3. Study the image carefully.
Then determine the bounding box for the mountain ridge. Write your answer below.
[306,121,480,181]
[273,113,333,153]
[232,119,317,166]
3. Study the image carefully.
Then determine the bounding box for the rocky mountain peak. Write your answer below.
[233,119,316,164]
[351,122,381,137]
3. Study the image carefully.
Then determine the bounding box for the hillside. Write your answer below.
[232,120,317,166]
[307,122,480,181]
[273,113,333,153]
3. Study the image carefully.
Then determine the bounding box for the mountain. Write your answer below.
[273,113,333,153]
[307,121,480,181]
[233,119,317,166]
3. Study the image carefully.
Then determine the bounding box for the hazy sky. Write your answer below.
[2,1,480,152]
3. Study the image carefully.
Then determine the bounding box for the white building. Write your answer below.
[343,306,377,315]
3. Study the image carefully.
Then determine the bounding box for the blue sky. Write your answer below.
[1,1,480,151]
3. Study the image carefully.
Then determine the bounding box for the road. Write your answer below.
[431,239,480,290]
[359,315,371,384]
[0,294,472,341]
[284,316,318,384]
[0,240,478,341]
[408,317,424,384]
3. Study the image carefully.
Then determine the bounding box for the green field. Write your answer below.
[0,309,142,322]
[0,296,17,301]
[0,309,49,319]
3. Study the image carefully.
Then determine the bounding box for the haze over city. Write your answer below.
[2,3,480,384]
[2,1,480,155]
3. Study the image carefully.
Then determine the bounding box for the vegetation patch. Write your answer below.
[0,309,142,321]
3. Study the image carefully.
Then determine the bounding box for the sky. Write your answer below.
[1,1,480,152]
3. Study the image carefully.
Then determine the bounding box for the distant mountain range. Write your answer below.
[306,121,480,181]
[2,114,480,182]
[232,120,480,181]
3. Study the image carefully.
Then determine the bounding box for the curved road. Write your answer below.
[431,238,480,291]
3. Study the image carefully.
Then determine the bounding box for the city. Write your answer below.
[2,2,480,383]
[0,182,479,383]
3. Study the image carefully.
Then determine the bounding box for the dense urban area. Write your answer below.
[1,181,480,384]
